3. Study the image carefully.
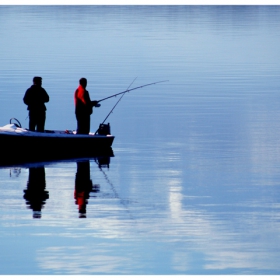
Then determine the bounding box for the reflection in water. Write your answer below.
[74,157,111,218]
[74,160,100,218]
[23,166,49,219]
[19,156,112,219]
[95,156,111,169]
[10,168,21,177]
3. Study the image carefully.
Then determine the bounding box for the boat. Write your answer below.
[0,118,114,165]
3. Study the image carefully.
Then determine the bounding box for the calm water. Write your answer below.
[0,5,280,275]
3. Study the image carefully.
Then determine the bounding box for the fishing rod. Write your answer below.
[96,80,169,104]
[101,77,137,125]
[95,77,137,134]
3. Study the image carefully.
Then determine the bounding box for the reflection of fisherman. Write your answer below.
[23,76,50,132]
[74,78,99,134]
[74,160,99,218]
[23,167,49,219]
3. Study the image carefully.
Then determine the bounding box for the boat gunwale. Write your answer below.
[0,129,114,139]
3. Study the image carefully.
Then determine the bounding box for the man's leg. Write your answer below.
[29,111,36,131]
[84,115,90,134]
[76,114,90,134]
[37,112,46,132]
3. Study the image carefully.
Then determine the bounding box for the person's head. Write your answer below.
[33,76,42,86]
[79,78,87,88]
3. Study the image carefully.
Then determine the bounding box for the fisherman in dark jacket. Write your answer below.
[23,76,49,132]
[74,77,98,134]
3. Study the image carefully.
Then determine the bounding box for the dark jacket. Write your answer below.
[23,85,49,112]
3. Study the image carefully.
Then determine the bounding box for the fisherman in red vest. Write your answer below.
[74,78,99,134]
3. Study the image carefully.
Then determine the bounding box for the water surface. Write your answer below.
[0,5,280,274]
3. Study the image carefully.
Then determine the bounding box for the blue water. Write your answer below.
[0,5,280,274]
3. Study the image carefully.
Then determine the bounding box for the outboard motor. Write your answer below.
[97,123,111,135]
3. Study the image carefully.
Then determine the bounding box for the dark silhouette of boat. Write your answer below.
[0,119,114,165]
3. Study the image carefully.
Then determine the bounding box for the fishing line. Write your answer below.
[92,158,138,224]
[101,77,137,125]
[95,77,137,134]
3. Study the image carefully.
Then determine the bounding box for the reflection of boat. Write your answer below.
[2,150,114,168]
[0,120,114,165]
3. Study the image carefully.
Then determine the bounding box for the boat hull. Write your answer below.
[0,131,115,165]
